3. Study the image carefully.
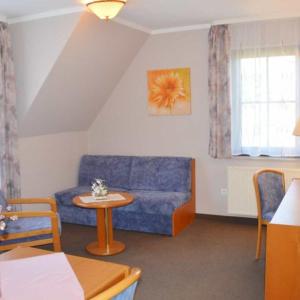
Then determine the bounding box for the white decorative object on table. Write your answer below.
[80,193,125,204]
[91,179,108,200]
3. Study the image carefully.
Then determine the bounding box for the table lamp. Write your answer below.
[293,118,300,136]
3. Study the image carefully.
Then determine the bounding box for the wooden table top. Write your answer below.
[0,247,130,299]
[73,192,134,209]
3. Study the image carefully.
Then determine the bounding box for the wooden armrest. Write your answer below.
[1,211,61,252]
[8,198,57,212]
[3,211,57,219]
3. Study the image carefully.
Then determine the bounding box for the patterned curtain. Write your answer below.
[0,22,20,199]
[208,25,231,159]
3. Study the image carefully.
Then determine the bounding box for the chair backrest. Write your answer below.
[90,268,141,300]
[253,169,285,221]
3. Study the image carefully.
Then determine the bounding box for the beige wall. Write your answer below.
[88,30,300,216]
[19,131,87,200]
[13,16,300,216]
[12,13,148,204]
[10,13,80,122]
[18,13,149,137]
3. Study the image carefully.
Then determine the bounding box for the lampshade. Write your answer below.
[293,118,300,136]
[86,0,126,20]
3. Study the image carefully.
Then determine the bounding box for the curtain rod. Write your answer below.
[213,13,300,26]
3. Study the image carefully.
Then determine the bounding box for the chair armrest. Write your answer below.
[7,198,58,212]
[2,211,57,219]
[1,210,61,252]
[91,268,141,300]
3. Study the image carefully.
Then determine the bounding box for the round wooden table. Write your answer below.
[73,192,133,256]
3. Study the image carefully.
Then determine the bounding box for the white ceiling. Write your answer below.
[1,0,300,30]
[0,0,82,18]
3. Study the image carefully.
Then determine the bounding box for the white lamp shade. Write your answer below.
[293,118,300,136]
[87,0,126,20]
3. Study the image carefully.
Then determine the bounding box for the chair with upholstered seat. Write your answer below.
[253,169,285,259]
[0,191,61,252]
[91,268,141,300]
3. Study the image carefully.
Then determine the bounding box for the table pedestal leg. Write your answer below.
[86,208,125,256]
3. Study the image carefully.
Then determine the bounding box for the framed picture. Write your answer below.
[147,67,191,115]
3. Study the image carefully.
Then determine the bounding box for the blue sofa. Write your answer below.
[55,155,195,236]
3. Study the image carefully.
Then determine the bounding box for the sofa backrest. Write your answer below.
[79,155,192,193]
[78,155,132,189]
[129,156,192,192]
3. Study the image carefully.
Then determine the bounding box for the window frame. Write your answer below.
[231,46,300,157]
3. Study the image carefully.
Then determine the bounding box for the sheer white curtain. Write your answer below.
[230,19,300,157]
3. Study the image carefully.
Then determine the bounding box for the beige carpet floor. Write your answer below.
[43,216,265,300]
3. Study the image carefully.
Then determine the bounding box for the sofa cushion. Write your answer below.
[55,186,128,207]
[116,190,191,215]
[58,193,187,236]
[113,210,173,235]
[129,157,192,192]
[78,155,132,189]
[55,186,91,207]
[58,205,97,226]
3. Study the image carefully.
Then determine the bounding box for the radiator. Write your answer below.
[227,166,300,217]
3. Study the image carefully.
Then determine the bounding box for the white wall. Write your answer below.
[10,14,86,206]
[10,13,80,122]
[88,30,300,216]
[12,15,300,216]
[18,13,149,137]
[19,131,87,199]
[11,12,148,205]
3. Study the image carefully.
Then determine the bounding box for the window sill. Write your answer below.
[232,155,300,162]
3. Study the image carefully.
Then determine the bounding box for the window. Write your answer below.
[231,48,300,157]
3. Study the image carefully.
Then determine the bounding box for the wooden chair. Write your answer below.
[0,191,61,252]
[91,268,141,300]
[253,169,285,259]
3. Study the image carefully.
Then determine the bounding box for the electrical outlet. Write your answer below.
[220,188,228,196]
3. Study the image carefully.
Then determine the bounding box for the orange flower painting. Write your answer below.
[148,68,191,115]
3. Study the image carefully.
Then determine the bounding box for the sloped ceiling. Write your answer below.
[11,12,149,137]
[10,12,80,121]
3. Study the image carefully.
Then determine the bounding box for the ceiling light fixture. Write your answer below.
[86,0,127,20]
